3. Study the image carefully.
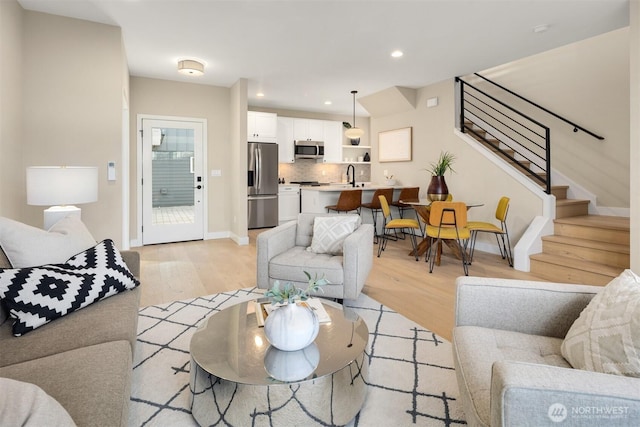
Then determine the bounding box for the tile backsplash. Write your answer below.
[279,160,371,184]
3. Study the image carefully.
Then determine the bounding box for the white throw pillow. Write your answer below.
[308,215,360,255]
[561,269,640,377]
[0,216,96,268]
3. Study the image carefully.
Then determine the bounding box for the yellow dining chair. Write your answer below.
[467,196,512,266]
[390,186,421,239]
[377,195,420,261]
[425,201,470,275]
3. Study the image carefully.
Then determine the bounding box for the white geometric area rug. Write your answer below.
[128,288,467,426]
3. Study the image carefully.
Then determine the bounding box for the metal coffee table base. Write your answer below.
[189,352,369,426]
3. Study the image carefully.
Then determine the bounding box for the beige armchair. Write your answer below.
[453,276,640,426]
[257,213,373,301]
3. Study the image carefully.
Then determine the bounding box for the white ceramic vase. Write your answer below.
[264,343,320,382]
[264,302,319,351]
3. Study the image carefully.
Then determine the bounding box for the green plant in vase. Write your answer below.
[265,271,328,304]
[426,151,455,201]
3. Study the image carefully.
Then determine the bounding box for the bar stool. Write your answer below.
[391,187,420,218]
[360,188,393,243]
[326,189,362,214]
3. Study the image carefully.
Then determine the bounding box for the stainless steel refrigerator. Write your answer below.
[248,142,279,228]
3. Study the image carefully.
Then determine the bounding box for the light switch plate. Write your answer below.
[211,169,222,177]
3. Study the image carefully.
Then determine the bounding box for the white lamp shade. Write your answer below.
[345,127,365,139]
[27,166,98,206]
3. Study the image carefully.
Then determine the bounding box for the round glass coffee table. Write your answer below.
[189,298,369,426]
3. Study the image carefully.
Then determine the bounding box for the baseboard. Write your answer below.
[130,231,248,247]
[205,231,231,240]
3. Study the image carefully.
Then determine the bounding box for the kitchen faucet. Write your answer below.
[346,164,356,188]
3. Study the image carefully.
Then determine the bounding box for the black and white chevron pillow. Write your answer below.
[0,239,139,336]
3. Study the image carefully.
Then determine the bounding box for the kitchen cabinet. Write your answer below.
[320,120,343,163]
[248,111,277,143]
[277,116,295,163]
[278,184,300,224]
[293,118,324,141]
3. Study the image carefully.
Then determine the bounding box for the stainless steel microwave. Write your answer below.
[294,140,324,159]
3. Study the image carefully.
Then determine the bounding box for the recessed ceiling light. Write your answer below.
[391,50,403,58]
[324,100,332,105]
[256,92,265,97]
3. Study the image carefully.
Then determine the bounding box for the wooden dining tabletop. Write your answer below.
[398,200,484,263]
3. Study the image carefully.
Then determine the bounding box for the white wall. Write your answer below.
[630,1,640,272]
[21,11,126,246]
[0,0,24,219]
[128,77,231,241]
[473,28,630,209]
[230,79,248,243]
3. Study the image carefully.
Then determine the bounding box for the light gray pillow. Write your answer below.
[308,215,360,255]
[0,378,76,426]
[561,269,640,377]
[0,216,96,268]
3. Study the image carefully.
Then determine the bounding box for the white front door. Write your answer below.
[141,118,205,245]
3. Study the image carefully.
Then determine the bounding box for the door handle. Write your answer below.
[194,185,202,189]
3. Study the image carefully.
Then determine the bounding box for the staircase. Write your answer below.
[463,121,630,286]
[530,191,629,286]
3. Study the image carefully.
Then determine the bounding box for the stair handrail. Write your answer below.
[457,78,548,131]
[456,76,552,194]
[473,73,604,141]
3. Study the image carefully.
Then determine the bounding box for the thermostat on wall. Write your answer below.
[108,161,116,181]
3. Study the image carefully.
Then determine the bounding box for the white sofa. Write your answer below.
[256,213,373,300]
[452,276,640,427]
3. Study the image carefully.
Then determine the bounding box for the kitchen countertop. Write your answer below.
[300,183,404,191]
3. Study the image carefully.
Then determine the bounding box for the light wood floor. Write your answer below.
[135,230,547,341]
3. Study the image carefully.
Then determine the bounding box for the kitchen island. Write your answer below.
[301,183,408,235]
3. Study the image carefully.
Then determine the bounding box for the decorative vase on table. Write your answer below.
[427,175,449,201]
[426,151,455,201]
[264,303,320,351]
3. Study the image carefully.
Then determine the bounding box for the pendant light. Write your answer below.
[345,90,365,139]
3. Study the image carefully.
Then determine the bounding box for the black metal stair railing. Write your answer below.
[456,76,551,193]
[455,74,604,195]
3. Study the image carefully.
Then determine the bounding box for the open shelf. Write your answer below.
[342,145,372,149]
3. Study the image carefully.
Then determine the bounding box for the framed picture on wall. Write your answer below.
[378,127,412,162]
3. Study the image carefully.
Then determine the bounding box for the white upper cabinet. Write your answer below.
[321,120,343,163]
[248,111,277,143]
[293,118,324,141]
[277,116,295,163]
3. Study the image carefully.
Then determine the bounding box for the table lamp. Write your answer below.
[26,166,98,229]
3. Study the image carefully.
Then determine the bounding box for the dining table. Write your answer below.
[399,199,484,265]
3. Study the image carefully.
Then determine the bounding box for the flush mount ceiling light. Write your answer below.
[178,59,204,76]
[533,24,549,33]
[391,50,404,58]
[345,90,364,140]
